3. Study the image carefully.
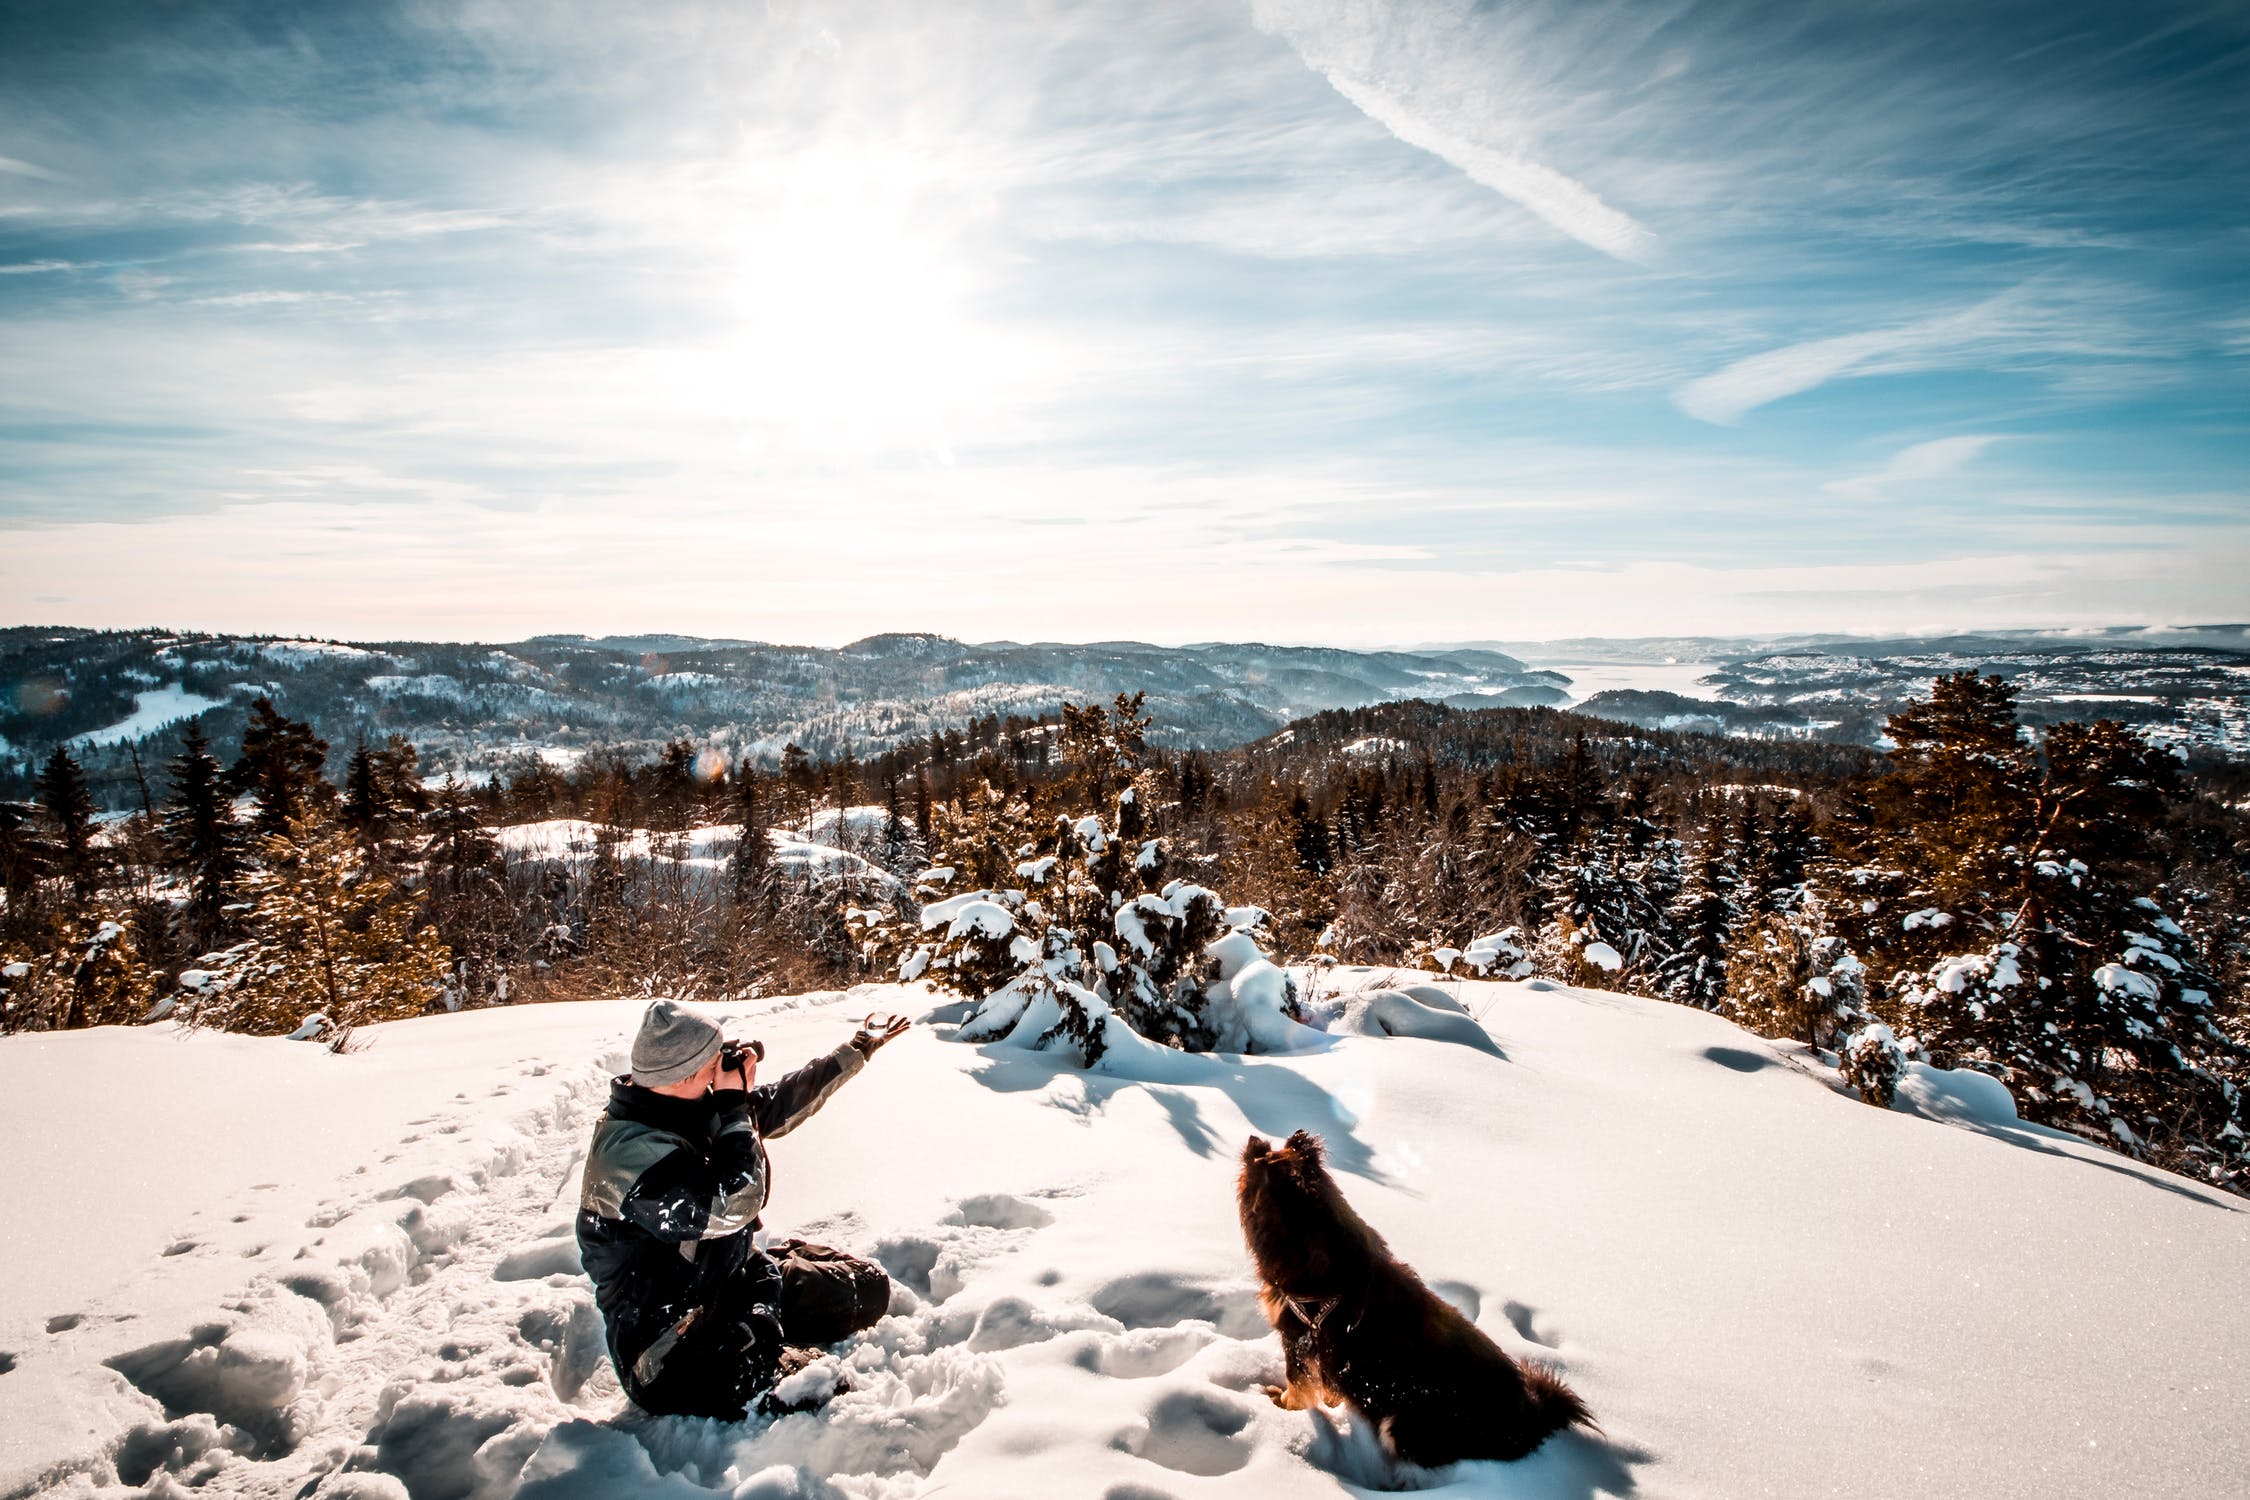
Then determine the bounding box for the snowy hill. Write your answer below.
[3,979,2245,1499]
[0,629,1556,797]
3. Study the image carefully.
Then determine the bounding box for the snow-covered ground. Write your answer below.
[69,687,226,747]
[2,978,2244,1499]
[493,822,893,888]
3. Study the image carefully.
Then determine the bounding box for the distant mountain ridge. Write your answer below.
[0,627,1551,804]
[4,624,2244,807]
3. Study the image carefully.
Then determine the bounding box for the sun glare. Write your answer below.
[720,146,1008,464]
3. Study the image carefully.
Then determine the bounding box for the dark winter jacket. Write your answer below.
[576,1041,865,1394]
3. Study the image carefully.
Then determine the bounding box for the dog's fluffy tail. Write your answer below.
[1523,1361,1599,1441]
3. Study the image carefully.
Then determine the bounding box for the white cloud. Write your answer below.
[1317,73,1657,263]
[0,154,64,181]
[1673,293,2042,425]
[1824,434,2008,502]
[1254,0,1657,263]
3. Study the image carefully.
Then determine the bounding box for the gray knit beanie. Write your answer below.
[631,999,724,1087]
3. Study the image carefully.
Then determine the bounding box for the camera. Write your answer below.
[720,1038,765,1073]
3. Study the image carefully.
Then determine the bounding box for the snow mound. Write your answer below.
[1327,988,1504,1056]
[1893,1061,2020,1125]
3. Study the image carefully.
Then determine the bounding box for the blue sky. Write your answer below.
[1,0,2245,645]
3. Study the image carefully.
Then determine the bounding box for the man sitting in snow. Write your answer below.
[577,998,909,1419]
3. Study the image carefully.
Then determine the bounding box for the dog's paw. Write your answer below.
[1265,1382,1316,1411]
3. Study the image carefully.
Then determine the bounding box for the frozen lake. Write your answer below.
[1529,660,1724,704]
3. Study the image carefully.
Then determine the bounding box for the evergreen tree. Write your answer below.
[508,756,569,821]
[423,777,509,1008]
[2,910,155,1032]
[374,735,431,820]
[0,800,51,946]
[1219,783,1334,958]
[733,764,774,905]
[189,816,450,1036]
[232,697,330,838]
[1728,906,1868,1052]
[1660,831,1741,1010]
[878,775,921,875]
[163,722,240,952]
[1747,799,1818,913]
[779,743,815,827]
[36,746,99,904]
[647,739,697,832]
[340,740,397,847]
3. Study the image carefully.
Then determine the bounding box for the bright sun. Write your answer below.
[720,145,1011,464]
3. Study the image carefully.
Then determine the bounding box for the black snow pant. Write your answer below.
[635,1239,891,1420]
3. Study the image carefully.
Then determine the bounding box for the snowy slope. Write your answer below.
[2,978,2244,1499]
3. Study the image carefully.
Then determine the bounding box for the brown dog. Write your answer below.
[1237,1130,1594,1466]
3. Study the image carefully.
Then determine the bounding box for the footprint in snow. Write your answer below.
[873,1190,1055,1305]
[1089,1272,1267,1340]
[1112,1388,1256,1477]
[943,1192,1055,1231]
[1502,1299,1559,1349]
[1072,1325,1215,1379]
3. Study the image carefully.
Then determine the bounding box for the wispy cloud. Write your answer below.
[1824,434,2009,502]
[1670,290,2126,425]
[0,153,63,181]
[1253,0,1657,263]
[1316,73,1658,263]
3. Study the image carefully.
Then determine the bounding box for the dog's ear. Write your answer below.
[1284,1129,1325,1165]
[1242,1136,1272,1163]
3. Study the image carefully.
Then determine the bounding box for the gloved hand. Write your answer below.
[850,1013,910,1059]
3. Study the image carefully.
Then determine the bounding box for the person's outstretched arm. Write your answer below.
[750,1018,910,1138]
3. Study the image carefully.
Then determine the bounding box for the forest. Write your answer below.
[3,678,2245,1193]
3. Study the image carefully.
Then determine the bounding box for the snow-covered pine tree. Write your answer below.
[185,816,450,1038]
[878,774,924,877]
[163,722,241,953]
[648,739,697,833]
[1481,764,1568,900]
[890,698,1315,1069]
[422,777,510,1008]
[1,910,155,1032]
[1839,1020,1906,1107]
[1660,826,1741,1011]
[1613,784,1684,993]
[1744,798,1818,915]
[1858,684,2247,1180]
[1727,903,1870,1053]
[1530,825,1642,990]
